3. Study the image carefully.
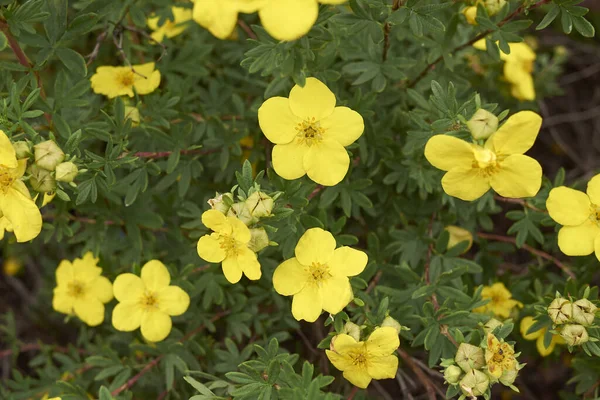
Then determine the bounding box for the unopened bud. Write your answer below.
[342,322,361,341]
[467,109,498,140]
[460,369,490,397]
[125,106,140,127]
[484,318,503,333]
[572,299,597,327]
[208,192,233,214]
[34,140,64,171]
[548,298,571,325]
[445,225,473,254]
[247,228,269,252]
[55,162,78,183]
[245,191,274,219]
[29,164,57,193]
[381,316,402,335]
[227,202,255,225]
[444,365,463,385]
[455,343,486,373]
[12,141,31,159]
[484,0,507,16]
[462,6,477,25]
[559,324,589,346]
[499,369,518,386]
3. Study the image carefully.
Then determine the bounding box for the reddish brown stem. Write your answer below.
[347,386,360,400]
[494,195,546,213]
[237,20,257,39]
[397,349,438,400]
[133,148,219,159]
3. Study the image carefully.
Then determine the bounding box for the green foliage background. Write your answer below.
[0,0,599,399]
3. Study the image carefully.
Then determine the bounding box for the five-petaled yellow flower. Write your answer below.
[326,327,399,389]
[272,228,367,322]
[0,131,42,242]
[52,252,114,326]
[474,282,522,319]
[520,316,564,357]
[112,260,190,342]
[90,62,161,99]
[424,111,542,201]
[193,0,348,41]
[259,78,364,186]
[546,173,600,261]
[148,6,193,42]
[485,333,517,379]
[474,39,536,101]
[197,209,261,284]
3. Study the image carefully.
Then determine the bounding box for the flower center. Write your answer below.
[67,280,86,298]
[348,349,368,367]
[219,234,239,257]
[140,291,159,310]
[118,70,135,88]
[589,205,600,225]
[296,118,325,146]
[307,262,331,286]
[522,60,533,73]
[0,167,15,193]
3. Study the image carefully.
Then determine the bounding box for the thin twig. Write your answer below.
[382,0,402,62]
[347,386,360,400]
[366,271,383,294]
[237,20,257,40]
[542,104,600,128]
[493,195,546,213]
[477,232,576,279]
[131,148,219,159]
[396,349,438,400]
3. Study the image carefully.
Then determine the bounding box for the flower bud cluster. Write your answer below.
[547,296,597,346]
[22,140,79,193]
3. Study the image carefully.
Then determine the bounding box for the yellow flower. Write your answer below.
[193,0,266,40]
[125,105,140,126]
[463,6,477,25]
[272,228,367,322]
[52,252,114,326]
[546,174,600,261]
[474,282,523,319]
[90,63,161,99]
[3,257,21,276]
[259,78,364,186]
[485,333,517,379]
[424,111,542,201]
[325,327,399,389]
[112,260,190,342]
[474,39,536,101]
[197,209,261,283]
[445,225,473,253]
[520,316,564,357]
[148,6,192,42]
[0,130,42,242]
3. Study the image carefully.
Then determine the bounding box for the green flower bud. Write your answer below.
[125,105,140,127]
[444,365,463,385]
[445,225,473,254]
[460,369,490,397]
[483,318,503,333]
[34,140,65,171]
[548,298,571,325]
[559,324,589,346]
[208,192,233,214]
[499,369,518,386]
[572,299,598,327]
[467,109,498,140]
[28,164,57,193]
[455,343,486,373]
[227,202,256,225]
[247,227,269,252]
[484,0,507,16]
[245,191,274,219]
[55,162,78,183]
[342,322,361,341]
[381,316,402,335]
[12,141,31,160]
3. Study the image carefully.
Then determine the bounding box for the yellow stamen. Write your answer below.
[67,281,86,298]
[295,117,326,146]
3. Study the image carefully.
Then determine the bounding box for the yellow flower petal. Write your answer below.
[222,255,244,284]
[520,316,543,341]
[424,135,474,172]
[342,367,372,389]
[288,77,336,120]
[273,257,309,295]
[491,154,542,198]
[112,302,143,331]
[272,141,308,180]
[331,333,359,353]
[158,286,190,316]
[586,174,600,204]
[505,63,535,101]
[304,139,350,186]
[320,0,348,3]
[488,111,542,156]
[141,310,172,342]
[557,220,600,256]
[367,354,399,379]
[202,209,231,233]
[366,327,400,357]
[441,168,491,201]
[229,216,251,243]
[320,275,352,314]
[292,285,322,322]
[141,260,171,291]
[56,260,74,287]
[0,130,17,168]
[320,107,364,147]
[0,186,42,242]
[197,234,227,263]
[238,246,261,280]
[502,42,536,62]
[88,276,114,304]
[546,187,590,226]
[325,349,353,371]
[90,66,135,98]
[295,228,336,266]
[193,0,239,40]
[132,63,161,95]
[328,246,368,277]
[259,0,319,41]
[113,273,145,302]
[536,334,555,357]
[258,97,301,144]
[595,234,600,262]
[73,297,105,326]
[52,290,74,314]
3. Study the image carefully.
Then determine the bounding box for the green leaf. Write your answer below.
[572,15,595,37]
[537,5,560,30]
[98,386,114,400]
[56,47,87,76]
[0,31,7,51]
